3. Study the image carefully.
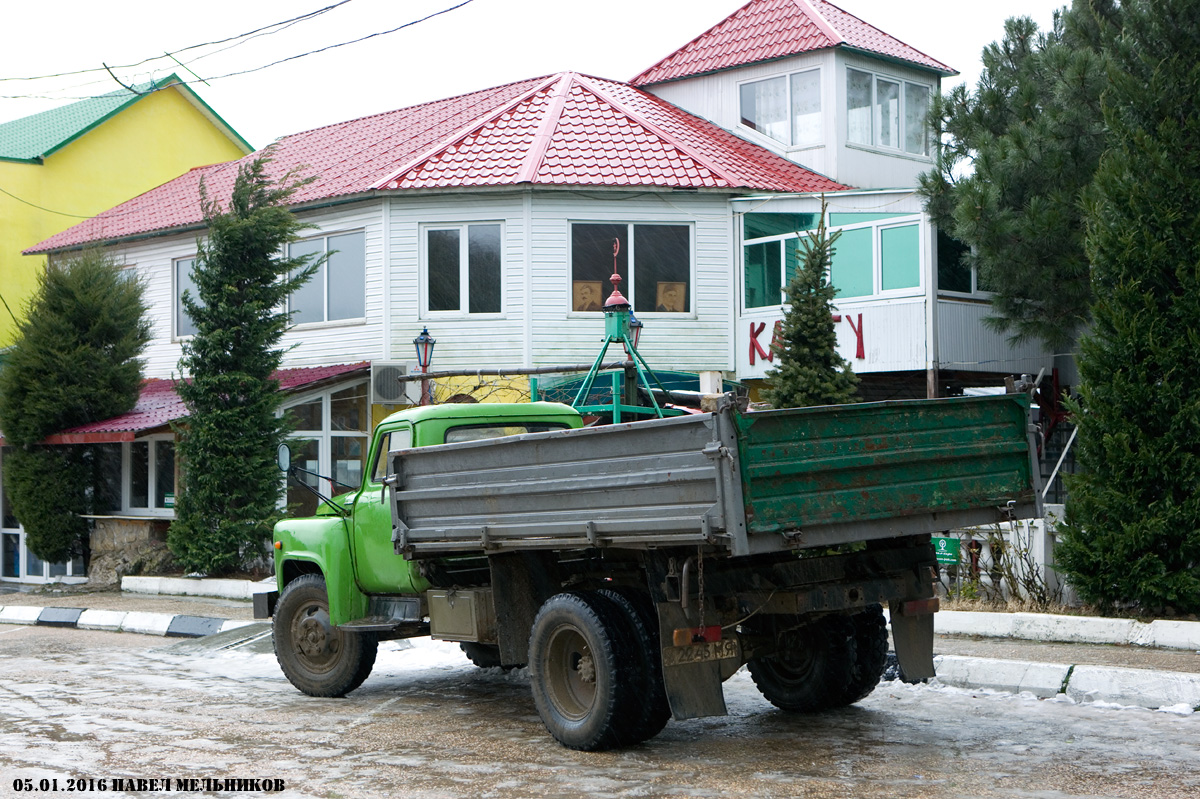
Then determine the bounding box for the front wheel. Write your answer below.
[273,574,378,697]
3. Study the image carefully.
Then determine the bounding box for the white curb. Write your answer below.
[122,576,256,600]
[1143,620,1200,651]
[936,610,1200,651]
[0,605,43,625]
[76,609,128,631]
[219,619,261,633]
[1010,613,1136,646]
[934,655,1071,698]
[119,611,174,636]
[1067,664,1200,709]
[934,611,1016,637]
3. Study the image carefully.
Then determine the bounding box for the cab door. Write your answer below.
[350,424,428,594]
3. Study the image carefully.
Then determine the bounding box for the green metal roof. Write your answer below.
[0,74,251,163]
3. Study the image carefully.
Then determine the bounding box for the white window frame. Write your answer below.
[288,229,367,327]
[420,221,505,318]
[123,434,177,518]
[845,67,932,157]
[737,67,823,148]
[279,381,371,505]
[173,255,199,340]
[567,221,696,317]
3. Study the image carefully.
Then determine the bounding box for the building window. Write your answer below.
[425,223,502,314]
[175,257,199,338]
[0,447,86,582]
[124,437,176,513]
[743,212,922,307]
[282,382,369,517]
[571,223,691,314]
[846,68,931,156]
[934,229,991,294]
[289,231,366,324]
[739,69,821,147]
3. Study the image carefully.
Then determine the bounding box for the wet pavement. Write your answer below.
[2,623,1198,799]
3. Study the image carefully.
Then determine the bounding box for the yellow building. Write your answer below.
[0,74,251,347]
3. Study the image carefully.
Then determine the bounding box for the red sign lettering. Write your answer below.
[749,322,771,365]
[845,313,865,360]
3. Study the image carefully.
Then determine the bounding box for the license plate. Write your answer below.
[662,637,740,667]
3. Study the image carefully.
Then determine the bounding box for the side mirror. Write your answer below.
[276,443,292,473]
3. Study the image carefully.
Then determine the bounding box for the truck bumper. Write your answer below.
[253,590,279,619]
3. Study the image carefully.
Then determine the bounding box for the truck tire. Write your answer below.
[274,574,378,697]
[747,615,856,713]
[840,604,889,705]
[527,591,642,751]
[459,642,523,670]
[598,588,672,743]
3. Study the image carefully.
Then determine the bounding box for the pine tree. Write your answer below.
[168,152,320,575]
[919,0,1120,352]
[1055,0,1200,614]
[762,211,859,409]
[0,250,150,563]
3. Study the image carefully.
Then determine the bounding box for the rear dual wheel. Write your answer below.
[747,605,889,712]
[528,590,669,751]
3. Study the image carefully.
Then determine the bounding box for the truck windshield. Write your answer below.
[444,423,569,444]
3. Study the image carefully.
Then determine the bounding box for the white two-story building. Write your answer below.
[5,0,1062,583]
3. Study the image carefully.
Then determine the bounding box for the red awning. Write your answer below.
[36,362,369,445]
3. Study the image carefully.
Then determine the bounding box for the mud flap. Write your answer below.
[655,601,728,720]
[889,600,936,681]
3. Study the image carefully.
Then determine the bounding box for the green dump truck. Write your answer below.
[263,393,1040,750]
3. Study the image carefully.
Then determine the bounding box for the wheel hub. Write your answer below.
[296,607,337,659]
[576,652,596,684]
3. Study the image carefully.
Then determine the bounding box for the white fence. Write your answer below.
[936,504,1081,606]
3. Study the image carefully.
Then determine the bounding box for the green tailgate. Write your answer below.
[735,394,1038,536]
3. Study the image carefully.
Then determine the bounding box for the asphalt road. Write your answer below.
[2,624,1198,799]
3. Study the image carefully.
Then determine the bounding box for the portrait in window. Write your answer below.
[572,281,603,312]
[570,223,690,314]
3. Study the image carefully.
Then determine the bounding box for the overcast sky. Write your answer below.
[2,0,1065,149]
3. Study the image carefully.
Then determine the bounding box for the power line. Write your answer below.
[145,0,477,87]
[0,184,96,218]
[0,0,476,106]
[0,1,356,84]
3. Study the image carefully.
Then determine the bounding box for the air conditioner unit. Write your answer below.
[370,361,419,406]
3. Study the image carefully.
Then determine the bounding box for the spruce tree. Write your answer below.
[762,211,859,409]
[919,0,1120,351]
[1054,0,1200,615]
[0,250,150,563]
[168,152,320,575]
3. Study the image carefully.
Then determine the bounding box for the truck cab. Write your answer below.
[265,402,583,697]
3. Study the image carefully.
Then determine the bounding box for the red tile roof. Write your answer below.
[28,73,846,253]
[39,362,369,444]
[631,0,956,87]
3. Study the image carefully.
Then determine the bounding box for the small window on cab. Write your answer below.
[372,427,412,483]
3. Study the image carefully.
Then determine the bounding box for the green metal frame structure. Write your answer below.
[569,282,684,423]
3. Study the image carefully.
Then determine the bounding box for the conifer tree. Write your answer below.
[919,0,1120,351]
[168,152,320,575]
[0,250,150,563]
[1055,0,1200,614]
[762,210,859,409]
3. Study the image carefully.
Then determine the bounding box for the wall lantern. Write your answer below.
[413,327,436,370]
